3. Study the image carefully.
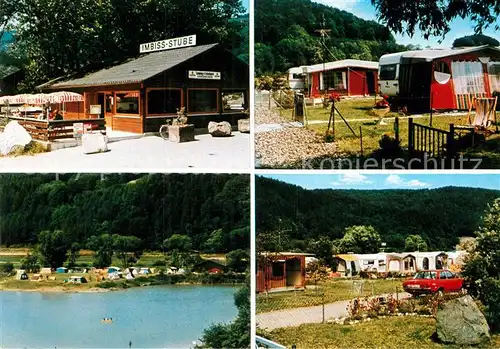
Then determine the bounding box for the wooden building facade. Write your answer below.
[256,253,306,293]
[41,44,249,133]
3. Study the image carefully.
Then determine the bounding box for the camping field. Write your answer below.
[257,278,403,313]
[277,98,500,166]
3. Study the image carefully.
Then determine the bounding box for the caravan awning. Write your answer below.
[336,254,358,261]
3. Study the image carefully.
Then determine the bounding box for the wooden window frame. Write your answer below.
[114,90,141,117]
[186,88,220,115]
[145,87,184,118]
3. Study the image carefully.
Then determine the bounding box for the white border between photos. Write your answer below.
[249,0,256,344]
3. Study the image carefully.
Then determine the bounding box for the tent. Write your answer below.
[125,273,135,280]
[107,266,120,274]
[56,267,68,273]
[40,268,52,275]
[108,272,121,280]
[31,274,42,281]
[139,268,150,275]
[67,276,87,284]
[15,269,28,280]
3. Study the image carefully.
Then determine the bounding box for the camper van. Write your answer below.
[379,46,500,112]
[378,52,403,97]
[287,67,306,90]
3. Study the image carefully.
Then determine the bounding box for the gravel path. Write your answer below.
[255,102,340,168]
[257,292,411,330]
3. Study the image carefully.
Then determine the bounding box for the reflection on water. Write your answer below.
[0,285,238,348]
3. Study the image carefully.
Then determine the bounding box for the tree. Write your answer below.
[372,0,500,40]
[199,281,250,348]
[12,0,246,90]
[0,262,14,274]
[20,253,39,273]
[338,225,381,254]
[87,234,114,268]
[308,237,336,267]
[67,242,80,268]
[37,230,71,268]
[453,34,500,48]
[0,0,17,43]
[305,259,329,290]
[404,234,428,252]
[112,235,142,268]
[226,249,248,272]
[461,199,500,332]
[164,234,192,253]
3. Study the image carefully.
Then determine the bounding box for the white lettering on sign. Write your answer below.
[188,70,221,80]
[139,35,197,53]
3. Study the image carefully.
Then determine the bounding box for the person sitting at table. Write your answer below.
[49,109,63,120]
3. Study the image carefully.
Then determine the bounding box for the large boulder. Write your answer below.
[208,121,232,137]
[0,121,32,155]
[82,133,108,154]
[436,295,491,345]
[238,119,250,133]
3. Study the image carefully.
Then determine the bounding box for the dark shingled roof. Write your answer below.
[50,43,219,88]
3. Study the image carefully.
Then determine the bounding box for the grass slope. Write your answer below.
[263,317,500,349]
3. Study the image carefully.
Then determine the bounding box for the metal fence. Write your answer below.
[256,278,406,331]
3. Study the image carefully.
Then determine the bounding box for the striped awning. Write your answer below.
[0,91,83,105]
[48,91,84,103]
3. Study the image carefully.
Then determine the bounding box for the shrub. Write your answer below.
[378,134,402,158]
[0,262,14,274]
[359,271,370,279]
[272,89,294,109]
[324,131,335,143]
[98,281,116,289]
[152,260,167,267]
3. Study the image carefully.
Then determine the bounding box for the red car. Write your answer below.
[403,270,465,296]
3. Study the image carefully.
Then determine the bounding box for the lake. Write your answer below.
[0,285,238,348]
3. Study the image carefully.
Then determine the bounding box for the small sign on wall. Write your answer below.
[73,122,84,138]
[188,70,221,80]
[90,105,101,115]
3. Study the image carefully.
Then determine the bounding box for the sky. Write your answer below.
[313,0,500,48]
[260,173,500,191]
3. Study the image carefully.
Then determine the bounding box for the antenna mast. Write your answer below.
[314,14,331,94]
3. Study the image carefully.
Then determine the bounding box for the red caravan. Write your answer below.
[287,59,379,97]
[378,45,500,113]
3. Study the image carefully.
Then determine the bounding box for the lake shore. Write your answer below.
[0,285,110,293]
[0,278,244,293]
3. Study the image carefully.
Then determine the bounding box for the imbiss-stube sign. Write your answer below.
[139,35,196,53]
[188,70,221,80]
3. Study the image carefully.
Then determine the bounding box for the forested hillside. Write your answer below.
[256,176,499,250]
[0,174,250,252]
[255,0,409,74]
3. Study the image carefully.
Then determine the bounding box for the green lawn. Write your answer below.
[277,99,500,166]
[261,316,500,349]
[0,249,227,271]
[257,278,403,314]
[0,251,168,269]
